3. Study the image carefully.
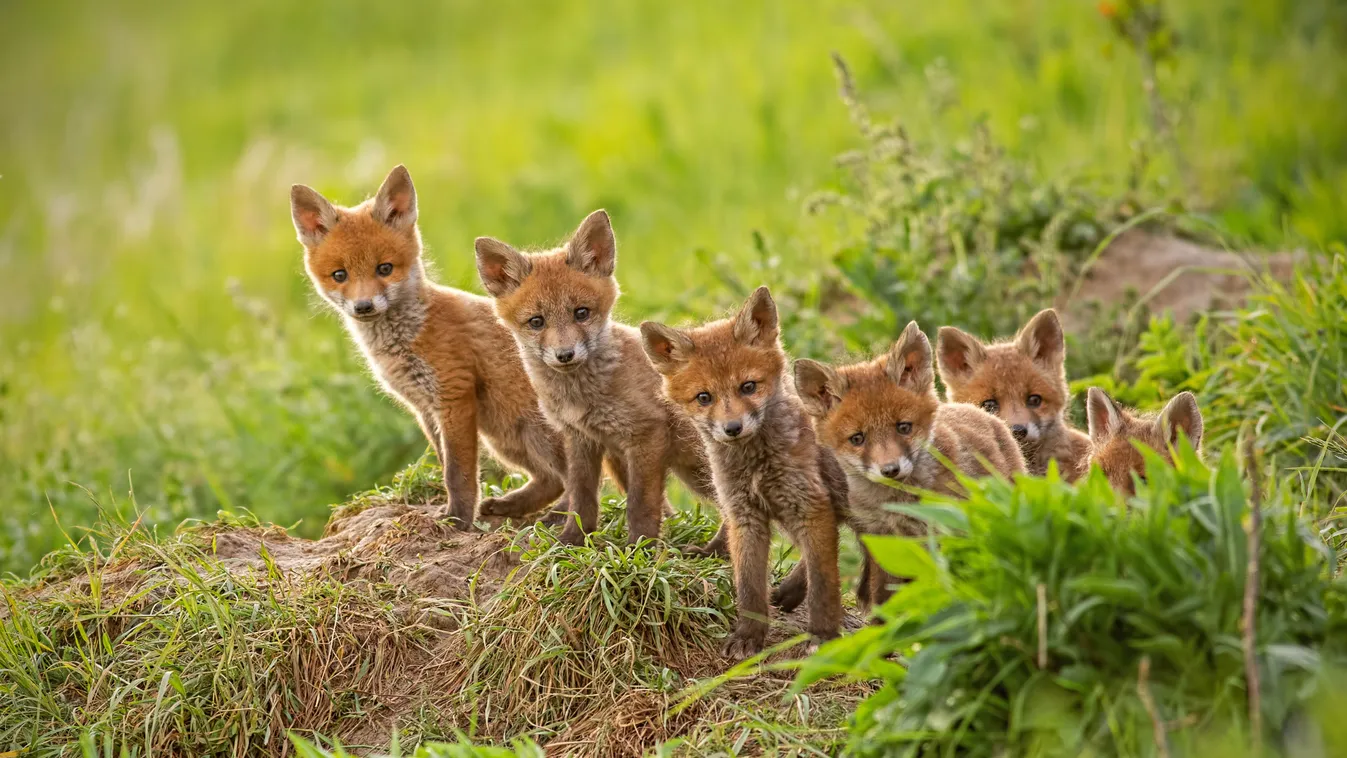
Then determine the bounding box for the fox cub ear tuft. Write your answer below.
[732,286,779,347]
[373,165,418,231]
[1085,387,1123,444]
[640,321,694,374]
[1016,309,1065,371]
[887,321,934,394]
[1158,391,1203,450]
[475,238,531,298]
[794,359,845,417]
[290,185,339,248]
[567,209,617,277]
[936,326,986,385]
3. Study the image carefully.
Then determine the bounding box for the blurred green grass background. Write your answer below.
[1,0,1343,574]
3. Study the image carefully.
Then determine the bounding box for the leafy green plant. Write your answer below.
[797,445,1347,756]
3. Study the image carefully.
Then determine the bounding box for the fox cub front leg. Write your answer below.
[623,443,668,545]
[723,515,773,659]
[559,433,604,546]
[438,394,479,529]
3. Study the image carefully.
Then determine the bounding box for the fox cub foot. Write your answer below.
[770,572,808,614]
[721,625,768,660]
[680,523,730,558]
[539,501,573,528]
[557,521,589,547]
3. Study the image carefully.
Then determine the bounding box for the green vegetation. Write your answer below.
[3,0,1347,755]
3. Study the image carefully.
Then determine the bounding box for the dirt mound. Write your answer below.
[1061,229,1298,330]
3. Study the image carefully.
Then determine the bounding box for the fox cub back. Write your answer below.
[1086,388,1204,495]
[937,309,1092,480]
[642,287,844,659]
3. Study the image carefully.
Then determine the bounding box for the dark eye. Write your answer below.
[376,262,393,277]
[696,392,713,406]
[1027,394,1043,408]
[739,381,756,395]
[849,432,865,446]
[981,399,999,414]
[574,307,590,322]
[896,422,913,435]
[528,316,545,330]
[332,269,348,283]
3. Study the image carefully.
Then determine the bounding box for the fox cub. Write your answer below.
[474,210,720,548]
[1086,388,1204,495]
[642,287,846,658]
[937,309,1093,481]
[290,166,569,527]
[797,321,1025,607]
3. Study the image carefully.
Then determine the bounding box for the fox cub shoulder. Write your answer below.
[643,287,844,659]
[475,210,719,548]
[937,309,1092,480]
[1086,388,1204,495]
[290,165,567,528]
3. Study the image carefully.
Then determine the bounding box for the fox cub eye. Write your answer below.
[528,316,545,330]
[1026,394,1043,408]
[896,422,913,435]
[849,432,865,446]
[332,269,348,283]
[376,262,393,277]
[574,307,590,322]
[739,381,756,395]
[696,392,713,406]
[981,399,999,414]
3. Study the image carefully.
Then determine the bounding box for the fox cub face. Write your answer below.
[1086,388,1204,495]
[937,309,1068,444]
[641,287,786,444]
[290,165,422,321]
[475,210,619,372]
[796,322,939,482]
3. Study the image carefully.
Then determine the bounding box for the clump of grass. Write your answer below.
[799,444,1347,756]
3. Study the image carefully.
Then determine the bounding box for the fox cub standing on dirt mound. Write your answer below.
[937,309,1093,481]
[1086,388,1204,495]
[796,321,1025,608]
[474,210,722,549]
[290,165,569,528]
[642,287,846,658]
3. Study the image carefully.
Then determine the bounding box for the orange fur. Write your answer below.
[291,166,568,527]
[937,309,1092,480]
[1086,388,1204,495]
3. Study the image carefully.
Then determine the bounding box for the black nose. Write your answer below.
[1011,425,1027,441]
[880,463,902,479]
[353,300,375,315]
[555,349,574,364]
[724,420,743,437]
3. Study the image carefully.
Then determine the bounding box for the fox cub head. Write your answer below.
[475,210,620,373]
[1086,388,1204,495]
[937,309,1069,446]
[641,287,786,445]
[290,165,422,321]
[795,322,939,483]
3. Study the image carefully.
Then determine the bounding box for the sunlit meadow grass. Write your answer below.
[1,0,1343,576]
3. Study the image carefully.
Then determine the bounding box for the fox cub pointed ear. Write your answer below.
[640,321,694,374]
[887,321,934,394]
[1016,309,1065,372]
[1158,391,1203,450]
[936,326,986,385]
[732,286,779,346]
[372,165,418,231]
[566,209,617,277]
[475,238,531,298]
[794,359,845,418]
[290,185,339,248]
[1085,387,1124,444]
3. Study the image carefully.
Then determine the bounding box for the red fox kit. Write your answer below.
[474,210,721,548]
[937,309,1092,480]
[1086,388,1204,495]
[290,165,568,528]
[796,321,1025,607]
[642,287,845,658]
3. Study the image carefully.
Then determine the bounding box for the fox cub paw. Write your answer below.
[770,575,808,613]
[557,522,589,547]
[721,627,767,660]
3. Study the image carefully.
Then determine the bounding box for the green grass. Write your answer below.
[2,0,1345,575]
